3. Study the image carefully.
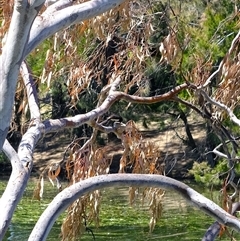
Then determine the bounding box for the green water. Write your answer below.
[0,178,240,241]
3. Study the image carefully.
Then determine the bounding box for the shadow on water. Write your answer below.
[1,179,240,241]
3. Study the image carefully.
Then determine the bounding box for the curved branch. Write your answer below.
[202,222,221,241]
[200,89,240,127]
[114,83,188,104]
[201,29,240,88]
[0,140,30,239]
[202,202,240,241]
[14,77,186,196]
[28,174,240,241]
[25,0,126,56]
[2,139,22,170]
[35,79,187,133]
[17,77,186,174]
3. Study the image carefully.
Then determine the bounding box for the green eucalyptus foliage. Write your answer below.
[189,160,237,187]
[172,0,238,79]
[0,153,7,164]
[27,39,52,76]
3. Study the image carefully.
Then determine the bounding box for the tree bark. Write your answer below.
[0,0,126,151]
[0,0,44,150]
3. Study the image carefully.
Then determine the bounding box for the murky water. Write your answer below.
[0,178,239,241]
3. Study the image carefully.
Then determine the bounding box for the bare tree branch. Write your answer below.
[114,83,188,104]
[26,0,126,57]
[199,89,240,127]
[20,61,41,121]
[2,140,21,170]
[28,174,240,241]
[44,0,73,9]
[16,76,185,174]
[33,79,187,133]
[211,141,240,161]
[173,97,208,119]
[0,140,31,239]
[201,29,240,88]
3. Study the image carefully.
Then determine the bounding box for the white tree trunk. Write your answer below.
[1,1,240,241]
[0,0,44,150]
[0,0,125,150]
[0,0,125,238]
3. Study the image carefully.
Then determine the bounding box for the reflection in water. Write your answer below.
[0,179,240,241]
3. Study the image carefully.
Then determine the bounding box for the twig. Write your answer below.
[200,29,240,88]
[199,89,240,127]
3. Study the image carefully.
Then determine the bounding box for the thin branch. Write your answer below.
[2,139,22,170]
[20,61,41,121]
[114,83,188,104]
[212,149,228,159]
[0,140,30,240]
[201,29,240,88]
[200,89,240,127]
[38,80,187,133]
[173,96,209,119]
[210,140,240,161]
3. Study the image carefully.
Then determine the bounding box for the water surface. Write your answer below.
[0,178,239,240]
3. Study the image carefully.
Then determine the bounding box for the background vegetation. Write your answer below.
[1,0,240,240]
